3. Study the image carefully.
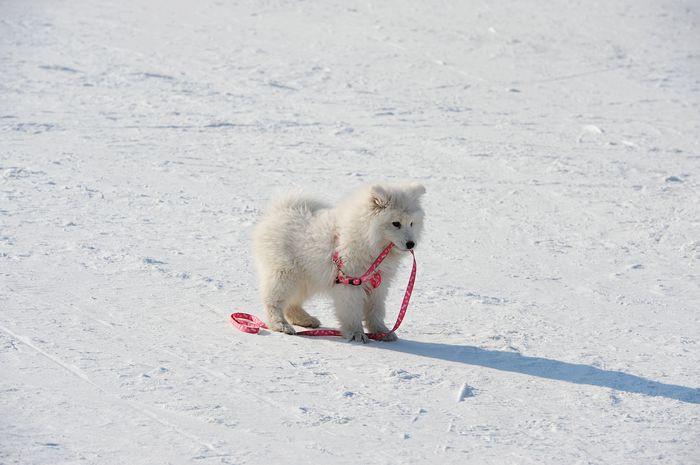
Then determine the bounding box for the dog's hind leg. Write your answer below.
[260,270,298,335]
[284,304,321,328]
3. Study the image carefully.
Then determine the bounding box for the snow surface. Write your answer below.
[1,0,699,464]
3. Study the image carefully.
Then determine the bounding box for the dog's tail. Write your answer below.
[265,192,328,215]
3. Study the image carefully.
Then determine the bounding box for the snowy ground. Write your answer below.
[2,0,699,463]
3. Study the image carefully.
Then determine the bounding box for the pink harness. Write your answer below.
[230,243,417,340]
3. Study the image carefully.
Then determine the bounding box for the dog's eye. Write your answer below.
[392,221,401,228]
[410,222,413,227]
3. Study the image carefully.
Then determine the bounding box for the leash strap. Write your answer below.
[333,243,394,287]
[230,312,268,334]
[230,250,416,340]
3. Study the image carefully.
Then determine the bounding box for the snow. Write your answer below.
[1,0,699,463]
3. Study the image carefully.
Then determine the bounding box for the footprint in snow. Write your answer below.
[389,369,420,381]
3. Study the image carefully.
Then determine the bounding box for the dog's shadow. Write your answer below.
[368,338,700,404]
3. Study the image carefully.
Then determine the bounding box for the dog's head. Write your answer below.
[367,183,426,251]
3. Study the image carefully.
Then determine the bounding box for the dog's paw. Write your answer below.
[285,306,320,328]
[268,320,297,335]
[298,316,321,328]
[348,331,369,344]
[367,324,397,341]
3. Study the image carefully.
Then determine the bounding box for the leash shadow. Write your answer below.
[373,339,700,404]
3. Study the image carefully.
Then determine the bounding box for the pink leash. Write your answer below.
[230,244,417,340]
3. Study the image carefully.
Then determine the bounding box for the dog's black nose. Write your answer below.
[406,241,415,249]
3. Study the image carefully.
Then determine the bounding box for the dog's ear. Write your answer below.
[370,185,391,210]
[407,183,426,199]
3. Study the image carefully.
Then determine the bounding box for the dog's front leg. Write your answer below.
[332,286,369,343]
[364,285,397,341]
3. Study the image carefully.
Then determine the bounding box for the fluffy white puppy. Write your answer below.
[252,183,426,342]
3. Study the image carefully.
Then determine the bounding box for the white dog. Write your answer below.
[252,183,426,342]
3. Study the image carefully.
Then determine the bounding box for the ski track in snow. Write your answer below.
[1,0,699,464]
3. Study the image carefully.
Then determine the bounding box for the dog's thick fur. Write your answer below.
[252,183,426,342]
